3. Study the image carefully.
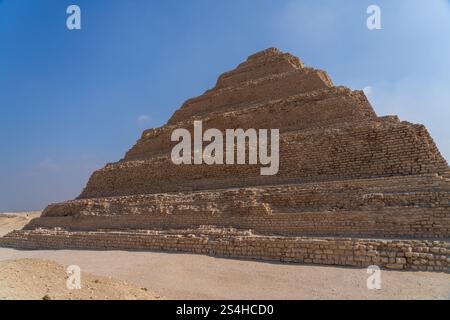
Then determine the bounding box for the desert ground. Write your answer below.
[0,211,41,237]
[0,259,158,300]
[0,212,449,300]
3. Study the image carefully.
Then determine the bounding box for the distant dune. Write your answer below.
[0,211,41,237]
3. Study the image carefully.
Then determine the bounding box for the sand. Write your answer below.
[0,211,40,237]
[0,212,449,300]
[0,259,159,300]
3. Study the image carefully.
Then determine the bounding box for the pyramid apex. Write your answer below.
[247,47,284,60]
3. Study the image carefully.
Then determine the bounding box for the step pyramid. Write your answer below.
[2,48,449,271]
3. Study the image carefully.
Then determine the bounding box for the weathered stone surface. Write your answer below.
[2,48,449,271]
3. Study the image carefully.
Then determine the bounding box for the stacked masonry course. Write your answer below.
[2,48,449,271]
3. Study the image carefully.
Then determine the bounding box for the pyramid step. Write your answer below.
[28,205,450,240]
[81,117,450,199]
[125,87,375,161]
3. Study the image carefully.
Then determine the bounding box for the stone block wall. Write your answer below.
[1,229,448,272]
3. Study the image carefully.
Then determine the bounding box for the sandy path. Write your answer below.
[0,247,449,300]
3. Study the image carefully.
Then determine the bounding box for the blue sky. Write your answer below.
[0,0,449,211]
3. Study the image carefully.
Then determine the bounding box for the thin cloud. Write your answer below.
[137,115,150,122]
[39,159,61,172]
